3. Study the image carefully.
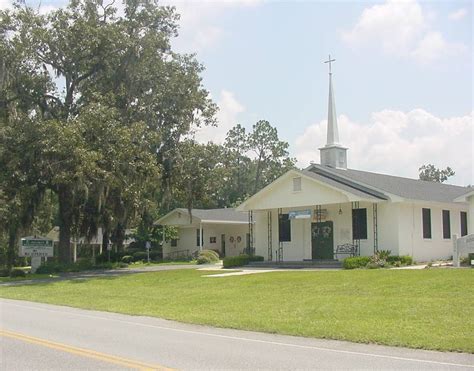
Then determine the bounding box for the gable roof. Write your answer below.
[155,208,248,225]
[307,164,470,203]
[454,189,474,203]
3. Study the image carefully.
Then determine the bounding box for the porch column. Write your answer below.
[373,203,378,253]
[248,210,254,255]
[199,223,203,252]
[267,210,272,261]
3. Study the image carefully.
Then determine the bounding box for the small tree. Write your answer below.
[419,164,455,183]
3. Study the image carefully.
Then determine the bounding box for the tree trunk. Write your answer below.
[58,185,73,264]
[7,223,19,269]
[102,229,109,253]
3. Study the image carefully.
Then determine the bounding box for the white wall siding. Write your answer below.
[397,202,468,262]
[376,202,400,255]
[163,224,248,258]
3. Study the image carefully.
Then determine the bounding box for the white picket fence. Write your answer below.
[453,233,474,267]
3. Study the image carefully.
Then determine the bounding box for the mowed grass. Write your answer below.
[0,269,472,352]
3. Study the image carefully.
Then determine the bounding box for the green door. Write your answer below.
[311,221,334,260]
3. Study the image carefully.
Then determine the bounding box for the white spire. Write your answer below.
[324,54,339,145]
[319,54,348,169]
[326,72,339,145]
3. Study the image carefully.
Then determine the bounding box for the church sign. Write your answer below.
[453,234,474,267]
[289,210,312,219]
[20,237,54,257]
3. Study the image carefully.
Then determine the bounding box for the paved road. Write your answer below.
[1,299,473,370]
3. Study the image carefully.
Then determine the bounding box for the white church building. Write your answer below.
[159,58,471,263]
[237,59,471,263]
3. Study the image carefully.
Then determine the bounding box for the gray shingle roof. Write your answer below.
[301,170,385,200]
[307,164,470,203]
[175,208,248,223]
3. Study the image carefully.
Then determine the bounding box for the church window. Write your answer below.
[442,210,451,239]
[171,239,177,247]
[279,214,291,242]
[422,208,431,239]
[461,211,468,236]
[293,177,302,192]
[352,208,367,240]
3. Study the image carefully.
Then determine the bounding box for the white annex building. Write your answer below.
[157,208,249,259]
[159,57,472,263]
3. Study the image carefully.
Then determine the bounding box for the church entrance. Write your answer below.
[311,221,334,260]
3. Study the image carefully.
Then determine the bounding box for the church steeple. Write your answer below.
[326,70,339,145]
[319,55,348,169]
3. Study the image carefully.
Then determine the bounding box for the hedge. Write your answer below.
[343,256,371,269]
[343,255,414,269]
[386,255,413,266]
[223,254,264,268]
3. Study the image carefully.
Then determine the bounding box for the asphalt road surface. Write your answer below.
[1,298,473,370]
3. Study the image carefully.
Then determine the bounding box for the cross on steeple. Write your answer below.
[324,54,336,74]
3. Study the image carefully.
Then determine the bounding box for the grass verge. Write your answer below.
[0,274,58,283]
[0,269,472,353]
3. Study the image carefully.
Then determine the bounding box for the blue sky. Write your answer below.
[1,0,472,185]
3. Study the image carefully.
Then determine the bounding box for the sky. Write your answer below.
[1,0,473,186]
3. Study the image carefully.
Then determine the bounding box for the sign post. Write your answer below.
[20,236,54,273]
[146,241,151,264]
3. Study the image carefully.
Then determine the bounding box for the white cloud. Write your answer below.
[165,0,262,53]
[193,89,245,144]
[341,0,467,64]
[0,0,12,10]
[410,31,466,64]
[294,109,473,186]
[449,8,467,21]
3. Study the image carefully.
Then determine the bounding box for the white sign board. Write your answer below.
[20,237,54,257]
[453,234,474,267]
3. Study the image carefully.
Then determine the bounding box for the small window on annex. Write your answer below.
[422,208,432,239]
[293,177,302,192]
[170,239,178,247]
[442,210,451,239]
[209,237,216,244]
[461,211,468,236]
[352,208,367,240]
[279,214,291,242]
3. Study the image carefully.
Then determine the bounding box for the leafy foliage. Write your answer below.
[419,164,455,183]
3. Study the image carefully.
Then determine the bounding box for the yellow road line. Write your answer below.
[0,329,173,371]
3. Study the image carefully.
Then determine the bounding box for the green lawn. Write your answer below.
[0,269,472,353]
[0,274,57,282]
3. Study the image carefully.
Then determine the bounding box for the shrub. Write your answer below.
[223,255,250,268]
[121,255,134,264]
[9,269,26,278]
[199,249,220,262]
[36,262,65,274]
[132,251,148,262]
[387,255,413,266]
[0,268,10,277]
[249,255,264,262]
[95,250,126,264]
[149,250,162,261]
[343,256,371,269]
[196,255,213,264]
